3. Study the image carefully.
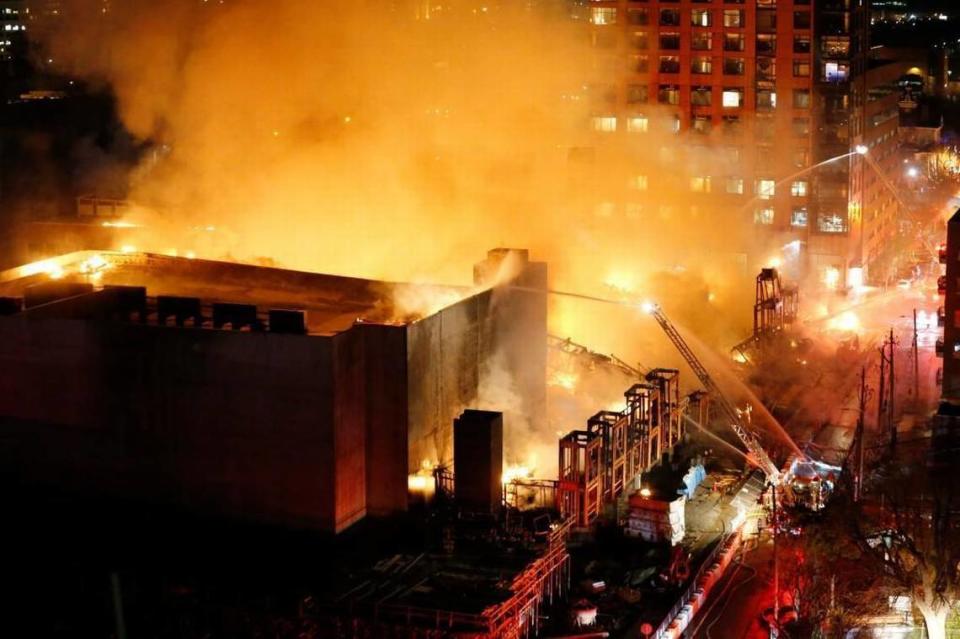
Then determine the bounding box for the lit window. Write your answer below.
[723,9,743,28]
[793,59,811,77]
[755,207,775,225]
[791,180,808,197]
[722,89,742,108]
[757,179,776,199]
[793,89,811,109]
[591,116,617,132]
[692,116,711,134]
[690,176,712,193]
[590,7,617,25]
[630,175,649,191]
[824,62,849,82]
[726,178,744,195]
[627,116,649,133]
[791,207,808,227]
[818,214,847,233]
[691,9,711,27]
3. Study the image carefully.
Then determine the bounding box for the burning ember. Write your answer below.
[502,462,535,485]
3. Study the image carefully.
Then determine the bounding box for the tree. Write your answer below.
[848,447,960,639]
[786,499,892,638]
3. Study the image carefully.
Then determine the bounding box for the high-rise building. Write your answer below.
[583,0,901,286]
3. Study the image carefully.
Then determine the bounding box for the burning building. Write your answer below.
[0,247,546,533]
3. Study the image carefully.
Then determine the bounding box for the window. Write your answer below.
[756,118,775,141]
[722,116,742,135]
[660,32,681,50]
[591,30,617,49]
[757,34,777,55]
[627,116,649,133]
[756,10,776,32]
[824,61,849,82]
[793,11,811,29]
[792,117,810,136]
[793,59,811,77]
[660,9,680,26]
[723,58,745,75]
[723,9,743,28]
[757,179,775,199]
[627,8,649,25]
[726,178,744,194]
[692,32,712,51]
[630,32,649,50]
[818,214,847,233]
[630,55,650,73]
[627,84,649,103]
[659,56,681,73]
[625,203,644,219]
[757,58,776,82]
[794,35,811,54]
[793,89,811,109]
[692,56,712,74]
[690,176,712,192]
[692,116,712,134]
[590,7,616,25]
[792,149,809,168]
[724,33,745,52]
[720,146,741,163]
[821,36,850,57]
[791,180,808,197]
[692,86,712,106]
[591,116,617,132]
[630,175,648,191]
[755,207,775,225]
[722,88,742,108]
[658,85,680,105]
[757,89,776,109]
[791,207,808,227]
[691,9,711,27]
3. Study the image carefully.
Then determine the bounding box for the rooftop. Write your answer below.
[0,251,472,335]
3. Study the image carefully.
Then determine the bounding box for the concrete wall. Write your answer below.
[406,253,548,473]
[0,315,409,533]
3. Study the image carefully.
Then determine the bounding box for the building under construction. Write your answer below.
[0,248,546,533]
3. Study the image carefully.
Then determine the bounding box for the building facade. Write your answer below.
[582,0,901,285]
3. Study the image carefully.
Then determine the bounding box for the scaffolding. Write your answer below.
[557,430,603,527]
[325,519,573,639]
[754,268,799,338]
[587,410,629,502]
[646,368,682,450]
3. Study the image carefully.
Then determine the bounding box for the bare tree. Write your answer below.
[848,448,960,639]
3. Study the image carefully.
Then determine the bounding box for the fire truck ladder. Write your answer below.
[647,304,781,481]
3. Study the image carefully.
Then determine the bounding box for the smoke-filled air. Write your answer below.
[29,0,819,475]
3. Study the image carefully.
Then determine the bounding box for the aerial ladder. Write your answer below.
[644,303,781,482]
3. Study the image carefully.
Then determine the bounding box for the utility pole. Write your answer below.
[877,344,887,434]
[912,308,920,407]
[854,366,870,503]
[889,327,897,450]
[770,481,779,639]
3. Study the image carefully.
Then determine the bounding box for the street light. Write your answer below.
[906,166,920,179]
[855,144,869,155]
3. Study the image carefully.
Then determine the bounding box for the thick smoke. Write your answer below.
[31,0,815,470]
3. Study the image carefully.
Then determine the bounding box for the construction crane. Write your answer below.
[642,303,781,481]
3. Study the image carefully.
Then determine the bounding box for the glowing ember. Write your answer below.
[502,463,534,484]
[826,310,861,333]
[823,266,841,290]
[549,371,578,391]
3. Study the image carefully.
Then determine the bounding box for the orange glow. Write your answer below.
[826,311,861,334]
